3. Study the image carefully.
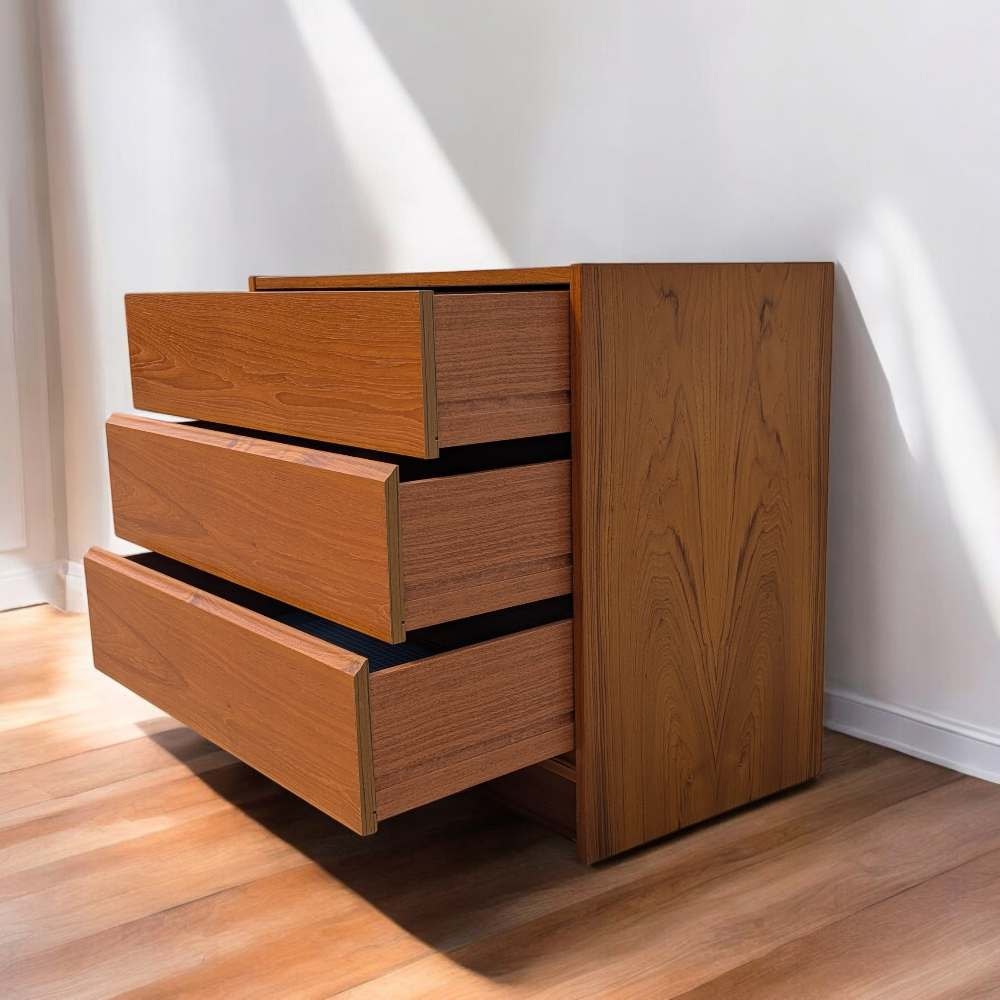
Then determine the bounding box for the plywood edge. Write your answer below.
[568,264,599,863]
[106,413,398,484]
[418,290,440,459]
[353,661,378,832]
[812,262,836,776]
[384,466,406,643]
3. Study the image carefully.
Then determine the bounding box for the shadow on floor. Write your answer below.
[138,720,597,975]
[136,718,847,983]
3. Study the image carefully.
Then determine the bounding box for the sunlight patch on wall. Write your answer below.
[841,203,1000,635]
[285,0,509,271]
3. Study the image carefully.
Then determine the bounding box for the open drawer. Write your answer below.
[106,414,571,642]
[125,289,569,458]
[84,548,574,835]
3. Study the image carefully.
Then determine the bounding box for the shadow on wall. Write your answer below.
[828,210,1000,733]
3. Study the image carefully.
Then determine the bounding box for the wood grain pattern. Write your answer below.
[342,768,997,999]
[106,414,405,642]
[399,460,572,629]
[677,847,1000,999]
[126,290,438,457]
[571,262,834,863]
[250,267,572,291]
[7,615,1000,1000]
[108,415,571,639]
[82,548,376,834]
[370,620,573,818]
[433,291,570,446]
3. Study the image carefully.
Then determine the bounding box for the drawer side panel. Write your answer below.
[433,291,570,446]
[370,619,573,818]
[399,460,572,629]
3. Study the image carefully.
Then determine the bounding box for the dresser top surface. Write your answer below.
[250,262,833,293]
[250,267,573,291]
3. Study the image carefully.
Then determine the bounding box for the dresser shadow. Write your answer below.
[140,721,585,979]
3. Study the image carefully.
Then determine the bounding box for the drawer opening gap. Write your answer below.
[187,421,570,480]
[126,552,572,671]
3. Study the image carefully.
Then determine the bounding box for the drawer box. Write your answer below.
[106,414,571,642]
[125,289,569,458]
[84,549,573,833]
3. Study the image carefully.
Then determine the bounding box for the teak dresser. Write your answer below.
[84,263,833,863]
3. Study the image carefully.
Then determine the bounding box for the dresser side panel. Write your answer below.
[572,262,833,862]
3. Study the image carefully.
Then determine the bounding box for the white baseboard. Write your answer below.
[0,560,63,611]
[61,559,87,613]
[825,687,1000,784]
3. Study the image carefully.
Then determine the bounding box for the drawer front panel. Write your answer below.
[84,548,376,834]
[126,290,437,457]
[106,414,405,642]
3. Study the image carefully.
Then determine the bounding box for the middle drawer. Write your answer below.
[106,414,571,642]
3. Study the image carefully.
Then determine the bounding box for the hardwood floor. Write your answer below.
[2,604,1000,999]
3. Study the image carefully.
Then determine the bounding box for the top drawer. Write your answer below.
[125,290,569,458]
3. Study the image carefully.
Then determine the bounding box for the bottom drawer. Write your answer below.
[84,548,574,834]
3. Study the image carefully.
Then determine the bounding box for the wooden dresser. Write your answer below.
[85,263,833,863]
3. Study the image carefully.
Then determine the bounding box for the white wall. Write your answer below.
[617,1,1000,776]
[0,0,64,610]
[31,0,1000,775]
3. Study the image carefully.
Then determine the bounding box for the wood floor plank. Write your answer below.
[4,793,540,1000]
[3,605,1000,999]
[0,744,233,832]
[336,777,1000,999]
[4,735,957,997]
[676,847,1000,999]
[0,710,179,775]
[0,606,146,733]
[0,758,256,878]
[0,783,312,964]
[0,725,219,808]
